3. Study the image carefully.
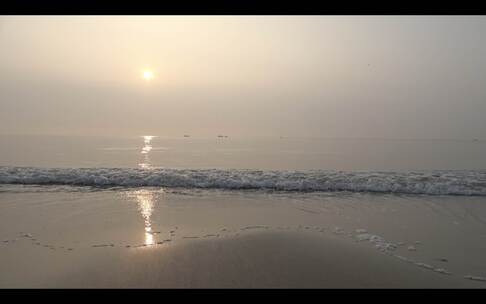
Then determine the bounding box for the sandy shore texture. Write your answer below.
[1,186,486,288]
[0,231,481,288]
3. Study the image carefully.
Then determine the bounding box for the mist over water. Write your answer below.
[1,16,486,139]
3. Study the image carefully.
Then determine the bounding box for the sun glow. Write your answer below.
[142,69,154,80]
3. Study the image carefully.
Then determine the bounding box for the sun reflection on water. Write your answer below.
[132,135,160,245]
[139,135,155,169]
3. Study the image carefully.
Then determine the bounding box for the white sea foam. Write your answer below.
[355,233,398,252]
[1,166,485,195]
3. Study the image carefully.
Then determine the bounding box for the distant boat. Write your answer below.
[183,135,190,137]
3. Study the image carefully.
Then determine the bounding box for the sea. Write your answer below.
[1,134,486,284]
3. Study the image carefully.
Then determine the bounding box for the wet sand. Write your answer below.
[1,230,482,288]
[1,186,486,288]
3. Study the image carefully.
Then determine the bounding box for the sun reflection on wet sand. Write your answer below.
[132,189,156,245]
[132,135,159,245]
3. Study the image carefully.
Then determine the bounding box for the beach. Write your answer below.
[1,135,486,288]
[1,185,486,288]
[3,15,486,289]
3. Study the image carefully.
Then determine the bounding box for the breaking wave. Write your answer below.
[1,166,486,196]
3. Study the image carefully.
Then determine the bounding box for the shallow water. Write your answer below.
[1,135,486,287]
[1,135,486,196]
[1,134,486,171]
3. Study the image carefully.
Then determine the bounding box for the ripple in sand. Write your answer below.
[156,239,172,245]
[333,227,345,235]
[434,268,452,275]
[241,225,269,230]
[464,275,486,282]
[394,255,414,263]
[355,233,397,252]
[395,255,451,275]
[415,262,434,270]
[133,244,147,248]
[92,244,114,248]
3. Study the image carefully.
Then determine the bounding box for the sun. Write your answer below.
[142,69,154,80]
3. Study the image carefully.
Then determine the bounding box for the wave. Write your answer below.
[1,166,486,196]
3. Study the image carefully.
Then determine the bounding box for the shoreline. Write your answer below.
[1,187,486,288]
[1,230,485,288]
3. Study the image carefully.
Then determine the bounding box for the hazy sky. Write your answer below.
[1,16,486,138]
